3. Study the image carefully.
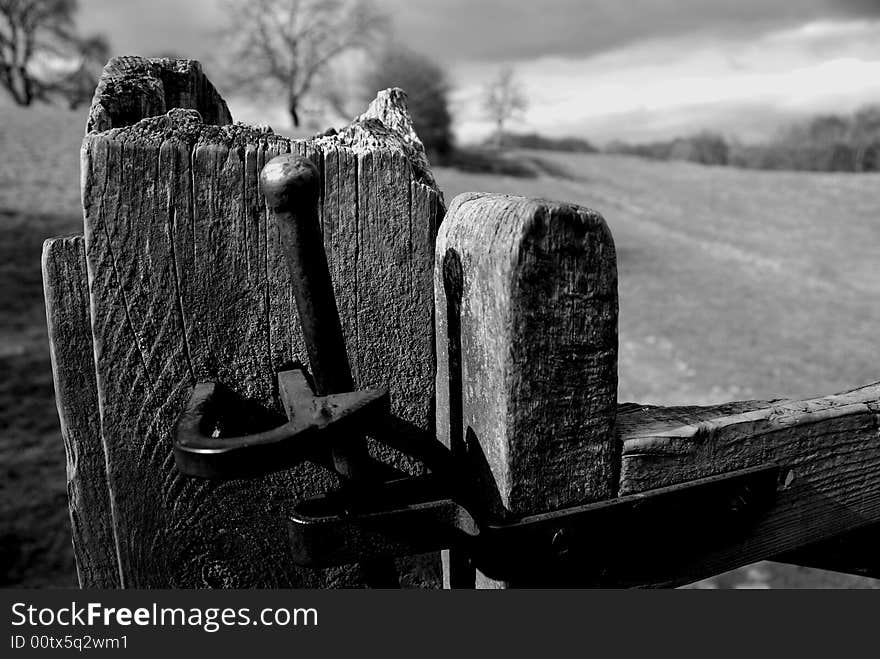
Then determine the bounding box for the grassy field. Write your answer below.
[1,102,84,587]
[437,153,880,406]
[1,100,878,588]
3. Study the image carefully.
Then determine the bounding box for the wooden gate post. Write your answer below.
[43,56,443,588]
[435,193,619,588]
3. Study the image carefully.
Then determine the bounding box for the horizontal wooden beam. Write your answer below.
[612,383,880,587]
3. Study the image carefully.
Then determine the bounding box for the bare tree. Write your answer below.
[482,66,527,149]
[53,32,108,108]
[219,0,388,128]
[0,0,73,104]
[0,0,107,107]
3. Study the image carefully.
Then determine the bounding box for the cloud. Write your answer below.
[77,1,880,144]
[78,0,223,58]
[837,0,880,16]
[382,0,875,62]
[82,0,876,64]
[451,19,880,143]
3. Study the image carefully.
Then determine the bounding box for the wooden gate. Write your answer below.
[44,57,880,588]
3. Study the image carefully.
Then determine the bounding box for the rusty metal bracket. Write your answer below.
[173,368,390,479]
[287,464,781,584]
[174,372,779,583]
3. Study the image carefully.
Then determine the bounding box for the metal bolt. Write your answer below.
[551,528,570,560]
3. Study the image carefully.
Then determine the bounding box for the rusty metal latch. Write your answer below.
[171,155,780,584]
[172,368,389,479]
[286,464,780,583]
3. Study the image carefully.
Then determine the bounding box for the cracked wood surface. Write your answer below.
[44,56,444,588]
[42,236,121,588]
[86,56,232,133]
[435,193,619,588]
[616,383,880,586]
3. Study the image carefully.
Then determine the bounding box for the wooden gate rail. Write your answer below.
[616,391,880,586]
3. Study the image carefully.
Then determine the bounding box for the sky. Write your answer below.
[78,0,880,144]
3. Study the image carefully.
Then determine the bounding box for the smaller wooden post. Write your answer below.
[435,192,619,588]
[42,237,120,588]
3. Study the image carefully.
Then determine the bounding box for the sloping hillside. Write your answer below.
[0,100,85,586]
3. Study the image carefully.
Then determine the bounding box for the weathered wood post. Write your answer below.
[43,237,120,588]
[435,193,619,588]
[43,56,443,588]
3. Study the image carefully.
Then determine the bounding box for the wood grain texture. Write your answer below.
[73,73,443,586]
[42,236,121,588]
[617,383,880,586]
[435,192,618,588]
[314,112,444,473]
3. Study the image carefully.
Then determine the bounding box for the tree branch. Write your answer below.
[218,0,388,123]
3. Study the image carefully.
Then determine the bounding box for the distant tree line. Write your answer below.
[487,131,597,153]
[606,132,729,166]
[605,106,880,172]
